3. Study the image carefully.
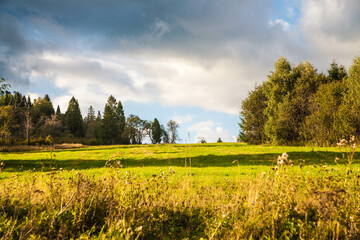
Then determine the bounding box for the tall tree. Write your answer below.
[304,80,346,145]
[65,97,83,137]
[263,57,294,144]
[85,106,99,138]
[100,95,125,144]
[161,125,169,143]
[340,57,360,136]
[167,120,179,144]
[239,83,268,144]
[0,77,10,96]
[0,105,15,141]
[33,95,55,118]
[327,61,347,83]
[115,101,125,142]
[151,118,162,144]
[56,105,61,116]
[122,114,149,144]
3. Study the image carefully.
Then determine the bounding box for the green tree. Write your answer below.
[122,114,149,144]
[167,120,179,144]
[84,106,99,139]
[0,77,10,96]
[304,80,346,145]
[33,95,55,118]
[263,60,320,145]
[327,61,347,83]
[161,125,169,143]
[151,118,161,144]
[115,101,125,142]
[239,83,268,144]
[263,57,294,144]
[0,105,15,141]
[56,105,61,116]
[65,97,83,137]
[100,95,125,144]
[339,57,360,136]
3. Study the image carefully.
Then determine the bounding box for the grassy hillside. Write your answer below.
[1,143,360,239]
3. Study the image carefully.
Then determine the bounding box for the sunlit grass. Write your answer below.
[1,143,360,239]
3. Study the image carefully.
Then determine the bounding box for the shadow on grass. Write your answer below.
[1,150,356,173]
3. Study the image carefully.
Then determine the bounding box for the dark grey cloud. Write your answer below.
[1,0,281,56]
[0,0,282,88]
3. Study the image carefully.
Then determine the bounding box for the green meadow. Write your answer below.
[0,143,351,178]
[1,143,360,239]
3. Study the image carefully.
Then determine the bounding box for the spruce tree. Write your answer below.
[100,95,125,144]
[151,118,161,144]
[116,101,125,142]
[56,105,61,115]
[65,97,83,137]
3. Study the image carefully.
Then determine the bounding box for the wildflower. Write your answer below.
[337,138,348,147]
[277,152,292,166]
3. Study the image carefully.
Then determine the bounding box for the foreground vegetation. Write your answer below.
[1,143,360,239]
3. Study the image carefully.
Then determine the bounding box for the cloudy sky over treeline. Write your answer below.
[1,0,360,142]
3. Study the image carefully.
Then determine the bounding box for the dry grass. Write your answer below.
[1,163,360,239]
[0,143,84,152]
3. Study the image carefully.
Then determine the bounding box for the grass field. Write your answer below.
[1,143,360,239]
[0,143,352,178]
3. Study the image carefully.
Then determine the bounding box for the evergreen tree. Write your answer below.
[33,95,55,118]
[56,105,61,115]
[327,61,347,83]
[65,97,83,137]
[100,95,125,144]
[96,111,101,121]
[116,101,125,142]
[84,106,98,138]
[85,106,96,123]
[151,118,161,144]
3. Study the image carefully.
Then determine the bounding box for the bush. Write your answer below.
[45,135,54,145]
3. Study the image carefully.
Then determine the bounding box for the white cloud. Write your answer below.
[25,92,41,102]
[187,121,235,142]
[171,114,193,124]
[299,0,360,68]
[152,19,170,39]
[269,19,290,31]
[6,0,360,119]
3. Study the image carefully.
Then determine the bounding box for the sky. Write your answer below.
[1,0,360,143]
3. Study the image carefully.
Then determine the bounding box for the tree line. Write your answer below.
[239,56,360,146]
[0,78,179,146]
